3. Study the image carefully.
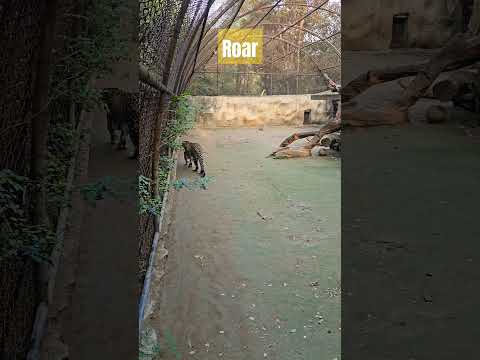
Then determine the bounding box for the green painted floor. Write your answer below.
[155,127,340,360]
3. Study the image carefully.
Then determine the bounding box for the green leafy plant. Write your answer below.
[139,327,181,360]
[138,175,162,216]
[139,327,161,360]
[138,156,175,216]
[172,176,215,190]
[51,1,131,110]
[79,176,136,207]
[46,121,76,214]
[163,92,197,150]
[0,170,55,263]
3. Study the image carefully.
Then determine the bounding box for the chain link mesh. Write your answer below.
[0,0,83,357]
[137,0,340,288]
[1,0,340,356]
[189,71,335,95]
[0,1,47,358]
[138,0,217,286]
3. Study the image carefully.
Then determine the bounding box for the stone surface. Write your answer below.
[192,95,332,128]
[343,0,473,50]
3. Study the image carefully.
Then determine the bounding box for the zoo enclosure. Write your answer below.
[0,0,340,357]
[189,71,333,95]
[137,0,341,286]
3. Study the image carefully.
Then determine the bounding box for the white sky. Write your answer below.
[209,0,340,20]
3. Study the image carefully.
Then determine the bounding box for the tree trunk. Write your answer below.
[432,69,480,101]
[342,34,480,126]
[270,34,480,158]
[269,107,341,158]
[342,64,424,103]
[272,147,312,159]
[342,34,480,104]
[396,34,478,109]
[319,132,340,146]
[278,130,320,147]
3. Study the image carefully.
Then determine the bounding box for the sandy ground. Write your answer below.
[151,127,341,360]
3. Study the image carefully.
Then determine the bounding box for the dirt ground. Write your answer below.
[343,50,480,359]
[151,127,341,360]
[343,123,480,359]
[67,110,138,359]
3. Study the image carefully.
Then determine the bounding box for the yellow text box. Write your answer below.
[218,28,263,65]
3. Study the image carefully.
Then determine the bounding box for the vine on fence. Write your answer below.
[78,93,209,217]
[0,170,54,263]
[51,1,131,111]
[46,121,76,216]
[139,92,199,216]
[163,92,197,149]
[139,327,181,360]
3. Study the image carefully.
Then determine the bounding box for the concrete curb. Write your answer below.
[28,107,93,359]
[139,150,178,329]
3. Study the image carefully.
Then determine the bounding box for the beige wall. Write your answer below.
[192,95,333,128]
[343,0,465,50]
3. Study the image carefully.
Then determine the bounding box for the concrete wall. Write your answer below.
[343,0,468,50]
[192,95,334,128]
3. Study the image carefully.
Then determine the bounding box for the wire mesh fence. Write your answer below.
[188,70,340,95]
[138,0,223,286]
[0,0,91,357]
[138,82,163,285]
[0,1,47,358]
[0,0,340,355]
[137,0,340,288]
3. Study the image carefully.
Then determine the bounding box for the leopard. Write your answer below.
[182,141,206,177]
[102,88,139,159]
